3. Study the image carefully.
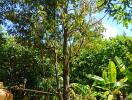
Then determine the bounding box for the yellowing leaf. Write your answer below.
[108,94,113,100]
[104,91,110,96]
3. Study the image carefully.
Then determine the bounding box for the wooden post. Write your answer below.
[0,82,13,100]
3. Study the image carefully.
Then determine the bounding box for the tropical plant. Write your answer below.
[71,36,132,85]
[88,57,131,99]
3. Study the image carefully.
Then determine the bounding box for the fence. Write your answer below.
[0,82,60,100]
[10,87,58,100]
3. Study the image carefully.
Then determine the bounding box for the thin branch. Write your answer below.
[90,12,108,26]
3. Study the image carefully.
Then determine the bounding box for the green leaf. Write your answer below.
[119,77,128,83]
[120,0,124,2]
[0,25,3,32]
[108,61,117,83]
[70,83,90,95]
[126,65,132,82]
[102,70,108,82]
[127,93,132,99]
[86,74,105,84]
[114,56,126,72]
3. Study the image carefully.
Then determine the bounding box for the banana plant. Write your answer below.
[104,60,127,99]
[87,59,128,100]
[69,56,130,99]
[69,60,121,100]
[69,83,97,100]
[114,56,132,82]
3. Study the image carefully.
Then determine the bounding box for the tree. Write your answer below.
[0,0,105,99]
[97,0,132,27]
[1,0,132,99]
[48,1,104,99]
[0,26,59,99]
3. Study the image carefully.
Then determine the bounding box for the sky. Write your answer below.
[95,12,132,38]
[1,6,132,39]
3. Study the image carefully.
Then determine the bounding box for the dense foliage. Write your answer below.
[1,25,132,99]
[0,28,55,90]
[71,36,132,83]
[0,0,132,100]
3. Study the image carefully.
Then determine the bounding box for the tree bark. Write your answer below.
[54,52,63,100]
[63,26,70,100]
[62,1,70,100]
[63,2,70,97]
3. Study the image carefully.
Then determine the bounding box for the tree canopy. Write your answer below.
[97,0,132,27]
[0,0,132,100]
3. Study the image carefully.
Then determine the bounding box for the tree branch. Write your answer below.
[90,12,108,26]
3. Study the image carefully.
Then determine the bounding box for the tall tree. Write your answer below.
[48,0,104,99]
[0,0,104,99]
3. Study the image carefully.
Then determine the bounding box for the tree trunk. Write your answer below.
[63,25,70,100]
[62,1,70,100]
[55,52,63,100]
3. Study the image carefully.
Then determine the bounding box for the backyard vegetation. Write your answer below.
[0,0,132,100]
